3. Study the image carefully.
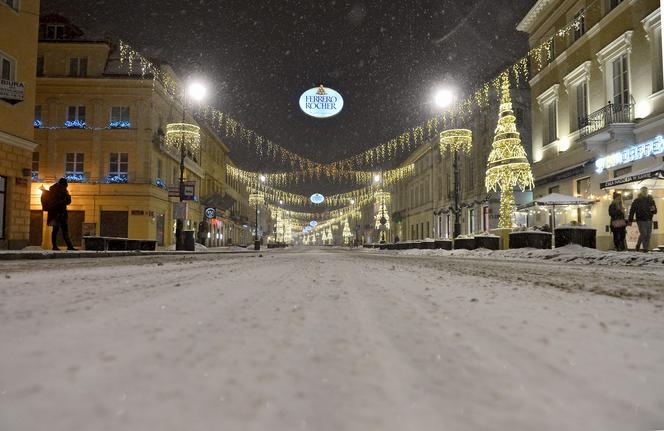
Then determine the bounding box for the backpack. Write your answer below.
[40,188,55,212]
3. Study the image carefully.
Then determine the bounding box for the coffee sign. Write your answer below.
[299,85,344,118]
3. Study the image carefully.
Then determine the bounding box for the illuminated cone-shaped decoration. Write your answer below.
[342,218,353,245]
[485,75,534,228]
[374,190,391,230]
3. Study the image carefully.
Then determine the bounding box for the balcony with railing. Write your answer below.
[579,102,634,139]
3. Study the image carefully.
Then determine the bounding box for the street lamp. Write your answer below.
[440,128,473,239]
[249,190,265,250]
[434,88,454,109]
[172,80,207,250]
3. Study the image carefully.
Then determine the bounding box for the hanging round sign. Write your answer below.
[299,85,344,118]
[304,226,312,233]
[205,207,216,219]
[310,193,325,204]
[309,220,318,227]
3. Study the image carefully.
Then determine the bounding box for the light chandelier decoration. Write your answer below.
[249,191,265,207]
[439,128,472,155]
[485,74,534,228]
[165,123,201,158]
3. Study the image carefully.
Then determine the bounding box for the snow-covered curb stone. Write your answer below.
[394,244,664,267]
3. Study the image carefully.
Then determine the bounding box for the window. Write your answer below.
[36,56,44,76]
[65,153,84,176]
[3,0,19,11]
[66,105,86,127]
[571,10,585,42]
[575,82,588,131]
[549,185,560,194]
[157,158,163,179]
[606,0,623,14]
[0,52,15,81]
[468,208,475,234]
[653,26,664,93]
[109,153,128,178]
[68,57,87,77]
[45,24,65,40]
[109,106,131,128]
[67,105,85,121]
[546,101,558,143]
[32,152,39,178]
[576,177,591,222]
[612,54,629,105]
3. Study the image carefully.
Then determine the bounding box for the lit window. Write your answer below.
[612,54,629,106]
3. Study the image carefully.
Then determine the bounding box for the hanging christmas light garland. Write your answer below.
[118,11,586,175]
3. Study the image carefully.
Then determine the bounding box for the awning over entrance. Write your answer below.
[600,163,664,190]
[517,193,595,210]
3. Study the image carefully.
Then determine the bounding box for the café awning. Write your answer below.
[517,193,594,210]
[600,163,664,190]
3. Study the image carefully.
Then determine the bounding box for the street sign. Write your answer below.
[168,186,180,198]
[183,181,196,200]
[173,202,187,220]
[205,207,216,219]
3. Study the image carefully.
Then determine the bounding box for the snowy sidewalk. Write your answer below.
[0,246,257,260]
[376,244,664,268]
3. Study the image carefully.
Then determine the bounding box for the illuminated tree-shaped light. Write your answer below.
[439,128,472,155]
[485,75,534,228]
[165,123,201,158]
[374,190,391,230]
[342,218,353,245]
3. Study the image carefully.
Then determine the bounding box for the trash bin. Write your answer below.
[183,230,195,251]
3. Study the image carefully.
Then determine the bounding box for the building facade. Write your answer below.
[30,15,246,249]
[0,0,40,249]
[518,0,663,250]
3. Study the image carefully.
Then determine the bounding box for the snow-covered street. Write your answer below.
[1,248,663,431]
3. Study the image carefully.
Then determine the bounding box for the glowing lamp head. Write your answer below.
[373,174,381,184]
[434,88,454,108]
[259,174,267,183]
[187,82,207,102]
[350,199,355,205]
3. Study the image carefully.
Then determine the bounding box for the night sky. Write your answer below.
[42,0,536,175]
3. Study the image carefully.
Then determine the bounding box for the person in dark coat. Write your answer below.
[48,178,76,251]
[608,192,627,251]
[628,186,658,252]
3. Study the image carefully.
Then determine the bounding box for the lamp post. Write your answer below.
[174,81,207,250]
[440,129,473,239]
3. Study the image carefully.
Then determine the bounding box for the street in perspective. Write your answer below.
[1,0,664,430]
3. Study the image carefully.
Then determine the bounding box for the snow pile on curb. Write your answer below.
[397,244,664,267]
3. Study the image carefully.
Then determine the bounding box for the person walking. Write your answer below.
[628,186,658,252]
[47,178,77,251]
[608,192,627,251]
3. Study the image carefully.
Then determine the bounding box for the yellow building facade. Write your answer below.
[30,16,246,249]
[519,0,663,250]
[0,0,40,249]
